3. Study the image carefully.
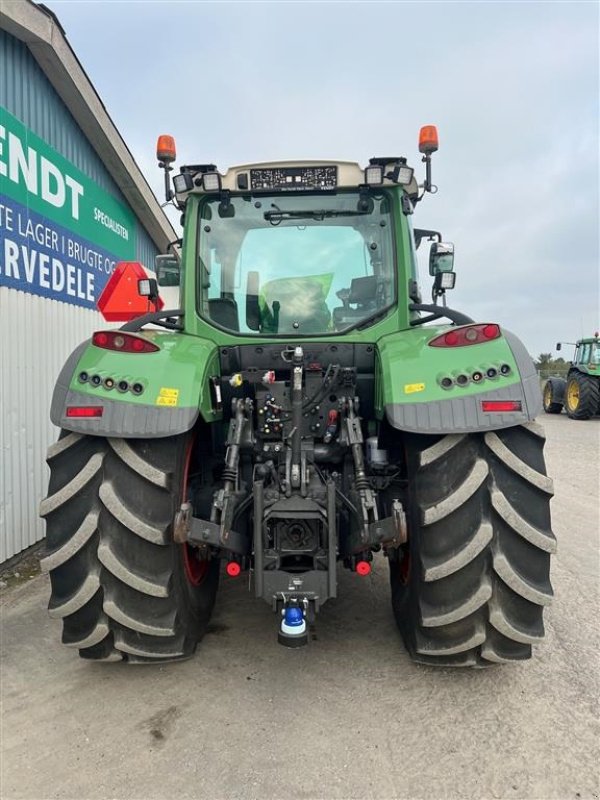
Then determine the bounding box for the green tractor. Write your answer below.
[40,127,556,667]
[543,335,600,419]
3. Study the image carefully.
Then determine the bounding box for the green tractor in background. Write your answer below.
[543,335,600,419]
[40,127,556,667]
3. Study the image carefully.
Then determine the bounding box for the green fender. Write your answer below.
[50,332,221,438]
[376,325,542,433]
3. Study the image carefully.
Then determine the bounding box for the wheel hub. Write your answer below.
[567,381,580,410]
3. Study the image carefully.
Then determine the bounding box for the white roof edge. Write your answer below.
[0,0,176,253]
[226,160,362,170]
[188,159,419,197]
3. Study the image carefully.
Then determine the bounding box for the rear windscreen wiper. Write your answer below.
[264,209,370,223]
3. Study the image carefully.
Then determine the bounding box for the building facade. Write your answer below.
[0,2,175,561]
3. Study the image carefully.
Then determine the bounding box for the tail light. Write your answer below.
[429,324,501,348]
[481,400,522,413]
[92,331,159,353]
[66,406,104,418]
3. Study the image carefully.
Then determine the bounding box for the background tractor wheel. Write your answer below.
[390,423,555,667]
[40,432,219,663]
[542,379,563,414]
[565,372,599,420]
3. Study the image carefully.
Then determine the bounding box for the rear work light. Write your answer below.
[364,165,384,185]
[203,172,222,192]
[66,406,104,418]
[429,324,501,348]
[481,400,522,413]
[92,331,159,353]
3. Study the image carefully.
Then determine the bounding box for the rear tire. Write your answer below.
[542,379,563,414]
[40,432,219,663]
[565,372,599,420]
[390,423,556,667]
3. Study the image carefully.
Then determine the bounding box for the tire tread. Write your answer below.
[41,432,219,663]
[391,423,555,667]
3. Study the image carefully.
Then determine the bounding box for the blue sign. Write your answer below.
[0,195,122,309]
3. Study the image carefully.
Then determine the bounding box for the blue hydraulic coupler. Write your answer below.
[278,603,308,648]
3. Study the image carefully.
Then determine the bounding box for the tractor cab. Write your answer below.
[155,131,460,341]
[570,337,600,370]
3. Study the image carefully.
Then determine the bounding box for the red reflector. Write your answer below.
[356,561,371,576]
[92,331,159,353]
[66,406,104,418]
[429,323,501,348]
[97,261,164,322]
[481,400,522,413]
[226,562,241,577]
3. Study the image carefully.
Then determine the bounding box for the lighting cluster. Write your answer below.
[78,371,145,396]
[438,363,512,390]
[429,324,501,348]
[364,161,414,186]
[92,331,159,354]
[173,170,221,194]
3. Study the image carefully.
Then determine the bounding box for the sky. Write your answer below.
[48,0,599,358]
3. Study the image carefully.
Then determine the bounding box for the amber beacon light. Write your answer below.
[419,125,439,154]
[418,124,439,193]
[157,135,177,201]
[156,135,176,164]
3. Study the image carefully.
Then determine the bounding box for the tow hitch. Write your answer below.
[278,599,309,648]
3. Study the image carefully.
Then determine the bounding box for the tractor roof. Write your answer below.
[577,334,600,345]
[173,159,419,201]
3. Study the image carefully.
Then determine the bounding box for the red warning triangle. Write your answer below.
[97,261,164,321]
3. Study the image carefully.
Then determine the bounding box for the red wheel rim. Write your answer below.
[181,438,209,586]
[183,543,208,586]
[400,549,411,585]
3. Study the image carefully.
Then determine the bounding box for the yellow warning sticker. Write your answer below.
[156,387,179,406]
[404,382,426,394]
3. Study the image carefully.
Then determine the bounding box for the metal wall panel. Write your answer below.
[0,32,164,560]
[0,287,105,561]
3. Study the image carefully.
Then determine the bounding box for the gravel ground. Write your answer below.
[1,413,598,800]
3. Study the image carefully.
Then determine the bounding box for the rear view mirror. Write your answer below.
[155,254,180,287]
[429,242,454,276]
